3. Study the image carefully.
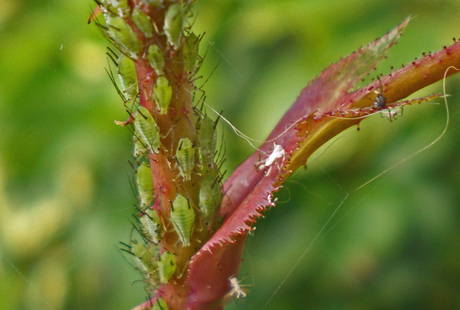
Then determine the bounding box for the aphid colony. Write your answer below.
[123,110,223,297]
[92,0,225,305]
[96,0,202,115]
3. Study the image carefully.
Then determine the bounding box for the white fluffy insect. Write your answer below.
[256,143,286,172]
[228,276,247,299]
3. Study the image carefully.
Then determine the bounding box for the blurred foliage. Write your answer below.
[0,0,458,309]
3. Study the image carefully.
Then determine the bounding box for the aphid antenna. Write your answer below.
[208,173,223,189]
[105,66,128,102]
[119,241,132,250]
[127,176,140,205]
[213,111,222,129]
[197,60,220,90]
[119,246,135,256]
[106,47,119,66]
[215,135,226,165]
[129,219,150,242]
[184,5,199,29]
[93,16,109,35]
[130,213,142,226]
[118,247,151,278]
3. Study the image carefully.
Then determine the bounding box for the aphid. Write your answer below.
[158,251,177,283]
[124,240,158,275]
[199,169,222,219]
[147,44,165,75]
[228,276,247,299]
[134,106,161,153]
[183,32,201,73]
[152,297,168,310]
[198,116,217,167]
[117,54,138,100]
[256,143,286,172]
[140,209,162,244]
[131,7,154,38]
[372,78,387,109]
[175,137,195,181]
[121,243,149,274]
[136,163,154,209]
[106,15,141,56]
[153,76,172,115]
[170,194,195,247]
[164,3,185,50]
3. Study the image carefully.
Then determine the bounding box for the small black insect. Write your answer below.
[372,78,387,109]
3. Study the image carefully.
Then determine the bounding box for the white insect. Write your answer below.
[381,105,404,121]
[256,143,286,172]
[228,276,247,299]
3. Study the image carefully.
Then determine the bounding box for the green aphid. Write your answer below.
[117,54,138,100]
[140,209,162,244]
[158,251,176,283]
[176,137,195,181]
[153,76,172,115]
[183,32,201,73]
[171,194,195,247]
[147,45,165,75]
[152,297,168,310]
[199,116,217,167]
[131,241,158,273]
[134,106,161,153]
[136,163,154,209]
[164,3,185,50]
[106,15,141,56]
[199,169,222,219]
[132,7,154,38]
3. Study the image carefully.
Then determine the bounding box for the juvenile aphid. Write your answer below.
[128,241,159,274]
[164,3,185,50]
[121,242,149,274]
[136,163,154,209]
[147,45,165,75]
[175,137,195,181]
[153,76,172,115]
[152,297,168,310]
[199,116,217,167]
[131,7,154,38]
[170,194,195,247]
[158,251,177,283]
[117,54,138,100]
[106,15,141,56]
[140,209,162,244]
[134,106,161,153]
[183,32,201,73]
[199,169,222,219]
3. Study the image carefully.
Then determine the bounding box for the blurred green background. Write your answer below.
[0,0,459,309]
